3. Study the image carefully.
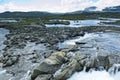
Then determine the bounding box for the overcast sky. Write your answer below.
[0,0,120,13]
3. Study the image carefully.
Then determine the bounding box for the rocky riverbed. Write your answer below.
[0,25,120,80]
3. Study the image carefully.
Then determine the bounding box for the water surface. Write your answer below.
[45,18,120,27]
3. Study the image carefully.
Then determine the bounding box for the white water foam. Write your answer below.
[62,33,96,45]
[68,64,120,80]
[59,33,98,49]
[68,70,120,80]
[20,70,31,80]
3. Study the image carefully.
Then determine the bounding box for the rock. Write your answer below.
[93,56,111,70]
[85,57,95,71]
[48,38,59,45]
[35,74,52,80]
[25,36,30,40]
[0,63,3,67]
[2,56,19,67]
[1,56,9,63]
[109,54,120,64]
[31,51,67,80]
[53,59,82,80]
[0,55,3,62]
[53,53,91,80]
[75,41,86,45]
[109,64,120,74]
[70,31,85,37]
[79,31,85,36]
[3,59,13,67]
[60,35,68,39]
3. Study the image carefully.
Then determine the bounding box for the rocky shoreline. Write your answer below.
[0,25,120,80]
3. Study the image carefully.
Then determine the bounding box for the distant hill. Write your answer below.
[0,9,119,19]
[0,11,55,18]
[102,5,120,12]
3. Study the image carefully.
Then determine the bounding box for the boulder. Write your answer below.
[35,74,52,80]
[93,56,111,70]
[3,56,19,67]
[53,59,82,80]
[0,55,3,62]
[75,41,86,45]
[79,31,85,36]
[31,51,67,80]
[109,64,120,74]
[70,31,85,37]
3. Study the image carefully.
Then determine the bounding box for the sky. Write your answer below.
[0,0,120,13]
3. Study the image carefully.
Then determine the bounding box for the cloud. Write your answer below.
[60,0,120,11]
[95,0,120,10]
[0,0,120,13]
[0,2,32,12]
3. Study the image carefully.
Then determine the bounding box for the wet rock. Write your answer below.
[2,56,19,67]
[1,56,9,62]
[75,41,86,45]
[79,31,85,36]
[85,58,95,71]
[24,36,30,40]
[0,55,3,62]
[109,54,120,64]
[70,31,84,37]
[39,38,47,43]
[53,59,82,80]
[31,51,67,80]
[109,64,120,74]
[32,59,38,63]
[3,40,10,45]
[69,47,79,52]
[53,53,92,80]
[35,74,52,80]
[48,38,59,45]
[3,59,13,67]
[93,56,111,70]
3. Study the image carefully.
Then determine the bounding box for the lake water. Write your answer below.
[0,20,18,22]
[45,18,120,27]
